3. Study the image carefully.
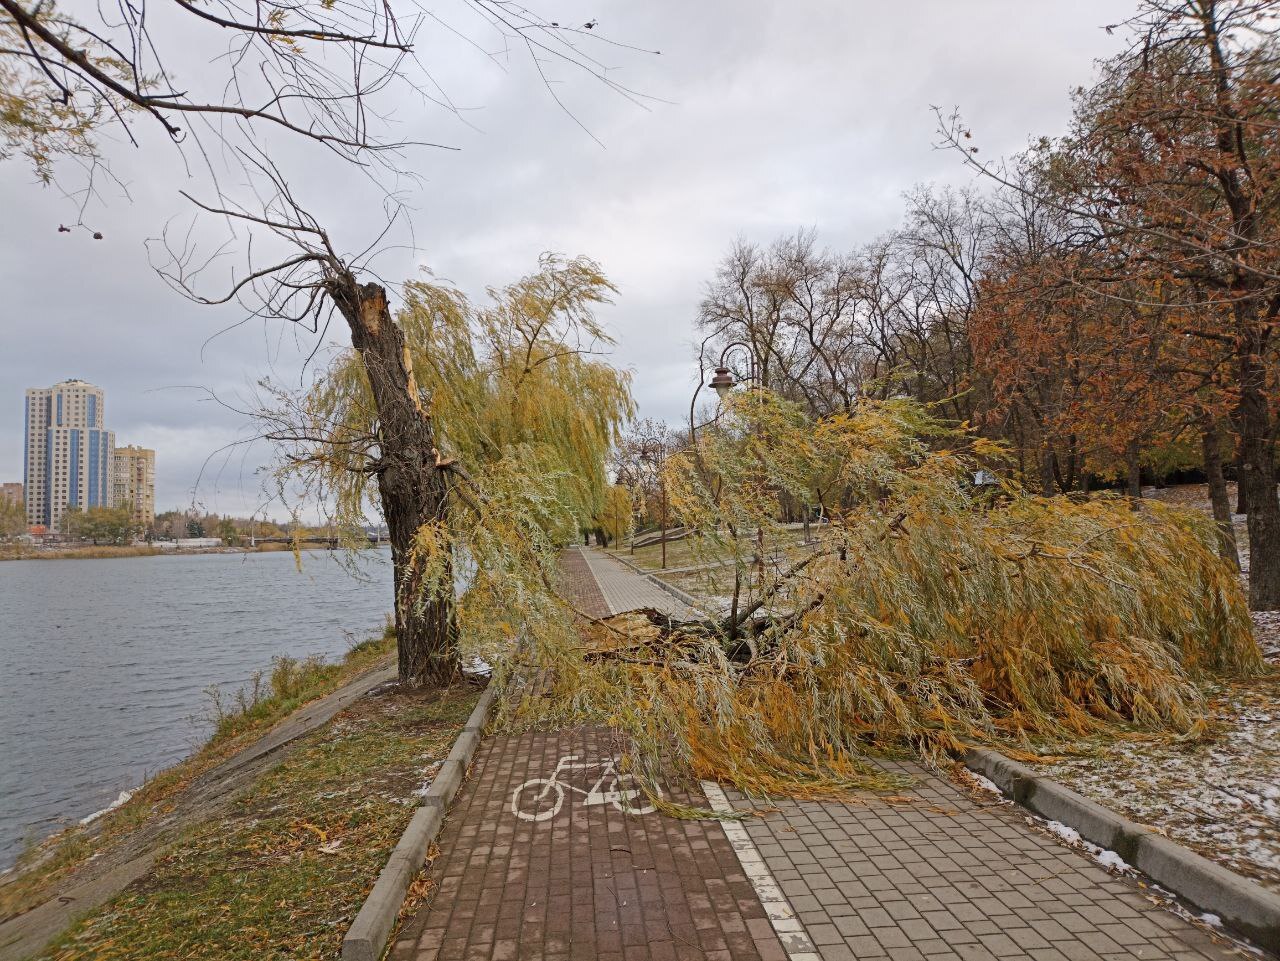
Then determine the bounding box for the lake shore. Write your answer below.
[0,543,298,562]
[0,550,395,876]
[0,632,421,959]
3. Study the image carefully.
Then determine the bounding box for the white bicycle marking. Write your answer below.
[510,754,659,822]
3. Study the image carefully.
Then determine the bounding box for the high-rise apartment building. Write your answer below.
[0,482,21,504]
[24,379,115,531]
[112,445,156,527]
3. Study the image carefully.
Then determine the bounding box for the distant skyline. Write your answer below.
[0,1,1133,519]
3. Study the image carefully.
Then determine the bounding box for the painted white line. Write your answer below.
[700,780,821,961]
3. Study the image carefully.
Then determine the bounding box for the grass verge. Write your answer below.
[0,628,397,921]
[0,542,313,561]
[36,682,478,960]
[0,545,165,561]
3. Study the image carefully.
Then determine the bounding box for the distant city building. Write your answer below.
[24,379,115,531]
[0,482,21,504]
[112,445,156,527]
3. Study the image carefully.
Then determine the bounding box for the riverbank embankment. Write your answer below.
[0,630,435,960]
[0,543,303,562]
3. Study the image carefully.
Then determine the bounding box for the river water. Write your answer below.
[0,550,393,870]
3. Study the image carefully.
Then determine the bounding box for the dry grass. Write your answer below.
[0,629,397,921]
[1038,673,1280,891]
[35,684,478,960]
[0,544,165,561]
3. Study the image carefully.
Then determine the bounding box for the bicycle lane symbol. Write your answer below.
[509,754,660,822]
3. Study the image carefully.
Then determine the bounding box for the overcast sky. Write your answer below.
[0,1,1132,519]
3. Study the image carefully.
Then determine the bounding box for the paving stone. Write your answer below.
[390,725,786,961]
[391,549,1256,961]
[576,547,693,618]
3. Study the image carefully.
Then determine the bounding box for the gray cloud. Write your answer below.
[0,0,1129,518]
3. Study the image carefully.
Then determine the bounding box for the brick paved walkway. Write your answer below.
[560,547,612,619]
[390,727,788,961]
[391,550,1257,961]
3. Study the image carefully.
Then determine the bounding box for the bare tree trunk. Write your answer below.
[1201,418,1240,571]
[1236,444,1249,515]
[1235,347,1280,610]
[1125,441,1142,501]
[329,278,459,685]
[1063,438,1080,493]
[1039,448,1056,496]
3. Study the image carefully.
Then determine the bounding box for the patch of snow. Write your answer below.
[1043,820,1132,873]
[1200,912,1223,928]
[80,789,134,826]
[1093,848,1132,872]
[410,760,444,803]
[1045,820,1083,845]
[969,772,1003,795]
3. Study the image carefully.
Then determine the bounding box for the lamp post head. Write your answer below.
[709,366,736,401]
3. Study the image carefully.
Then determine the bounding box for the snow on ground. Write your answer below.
[1038,680,1280,892]
[1039,484,1280,893]
[1043,820,1134,873]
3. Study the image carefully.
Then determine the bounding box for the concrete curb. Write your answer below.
[965,747,1280,955]
[341,683,498,961]
[645,573,707,613]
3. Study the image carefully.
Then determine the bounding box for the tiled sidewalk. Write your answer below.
[577,547,694,618]
[717,769,1242,961]
[391,550,1256,961]
[560,547,612,619]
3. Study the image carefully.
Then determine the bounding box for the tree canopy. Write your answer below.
[688,1,1280,609]
[258,255,633,672]
[505,392,1263,798]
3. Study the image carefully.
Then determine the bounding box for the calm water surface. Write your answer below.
[0,550,393,869]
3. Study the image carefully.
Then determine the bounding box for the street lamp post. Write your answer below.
[702,342,765,575]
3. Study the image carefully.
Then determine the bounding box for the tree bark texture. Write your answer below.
[1236,446,1249,515]
[328,277,460,685]
[1038,448,1056,497]
[1201,418,1240,571]
[1125,441,1142,501]
[1234,342,1280,610]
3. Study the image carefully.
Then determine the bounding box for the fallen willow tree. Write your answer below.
[501,392,1265,797]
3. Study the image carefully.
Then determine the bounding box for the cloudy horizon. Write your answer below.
[0,1,1132,520]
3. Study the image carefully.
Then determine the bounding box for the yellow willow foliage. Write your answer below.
[504,392,1265,799]
[595,483,633,543]
[394,255,634,527]
[1,7,124,182]
[257,254,632,667]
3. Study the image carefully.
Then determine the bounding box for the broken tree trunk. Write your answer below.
[328,276,460,686]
